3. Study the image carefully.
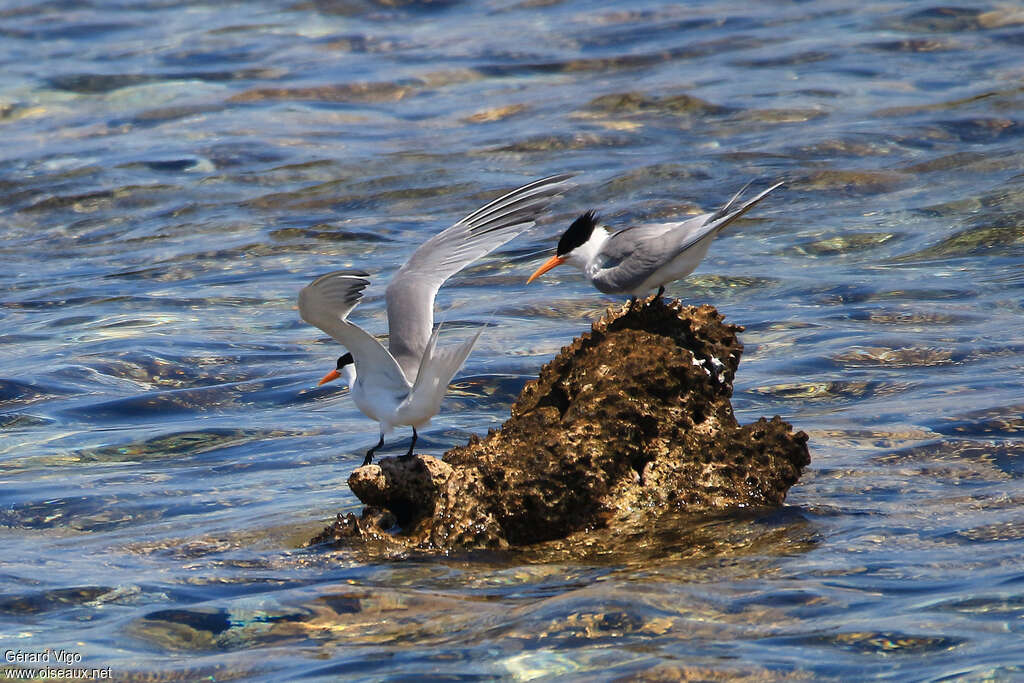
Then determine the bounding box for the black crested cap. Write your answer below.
[557,210,598,256]
[337,352,354,368]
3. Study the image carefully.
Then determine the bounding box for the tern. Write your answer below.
[527,181,783,299]
[299,174,573,466]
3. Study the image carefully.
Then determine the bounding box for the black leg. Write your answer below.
[402,426,417,460]
[628,295,637,309]
[363,431,385,466]
[656,285,665,299]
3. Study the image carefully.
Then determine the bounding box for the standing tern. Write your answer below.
[526,181,783,299]
[299,174,573,466]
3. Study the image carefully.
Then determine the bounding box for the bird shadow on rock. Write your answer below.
[308,295,811,557]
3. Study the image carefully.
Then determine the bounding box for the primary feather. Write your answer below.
[298,270,409,393]
[386,173,574,381]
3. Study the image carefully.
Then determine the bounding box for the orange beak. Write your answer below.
[318,369,341,386]
[526,255,566,284]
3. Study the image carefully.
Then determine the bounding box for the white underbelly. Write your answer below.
[395,403,436,429]
[352,378,437,429]
[351,379,407,427]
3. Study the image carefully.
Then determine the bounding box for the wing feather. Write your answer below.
[386,173,573,380]
[298,270,409,391]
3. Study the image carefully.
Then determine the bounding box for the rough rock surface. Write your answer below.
[309,297,810,552]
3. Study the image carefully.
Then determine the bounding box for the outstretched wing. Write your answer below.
[385,173,574,380]
[402,323,482,423]
[298,270,409,391]
[299,270,370,324]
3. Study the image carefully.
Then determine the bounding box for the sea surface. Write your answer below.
[2,0,1023,680]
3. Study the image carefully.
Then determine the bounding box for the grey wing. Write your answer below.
[298,270,370,324]
[652,180,782,256]
[591,215,710,293]
[385,173,574,380]
[299,270,409,391]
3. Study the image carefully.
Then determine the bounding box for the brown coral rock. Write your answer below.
[309,297,810,552]
[348,454,453,526]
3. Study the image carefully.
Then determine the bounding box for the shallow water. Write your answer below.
[2,0,1023,679]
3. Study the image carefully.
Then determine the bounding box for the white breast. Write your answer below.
[351,376,407,427]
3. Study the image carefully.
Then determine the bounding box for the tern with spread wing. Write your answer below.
[527,181,782,299]
[299,174,573,466]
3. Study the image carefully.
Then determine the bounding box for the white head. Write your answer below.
[318,351,357,388]
[527,211,608,282]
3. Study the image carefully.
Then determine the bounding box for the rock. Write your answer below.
[309,296,810,552]
[586,91,726,116]
[347,454,453,524]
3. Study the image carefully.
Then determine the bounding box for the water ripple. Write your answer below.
[2,0,1024,678]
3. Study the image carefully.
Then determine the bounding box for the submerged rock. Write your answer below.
[310,297,810,552]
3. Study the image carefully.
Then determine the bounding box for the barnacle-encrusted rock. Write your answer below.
[309,296,810,552]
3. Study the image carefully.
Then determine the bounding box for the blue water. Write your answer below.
[2,0,1023,679]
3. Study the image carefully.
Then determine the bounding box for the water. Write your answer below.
[2,0,1023,679]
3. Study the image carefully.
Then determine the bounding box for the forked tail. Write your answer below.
[707,180,784,231]
[404,323,483,421]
